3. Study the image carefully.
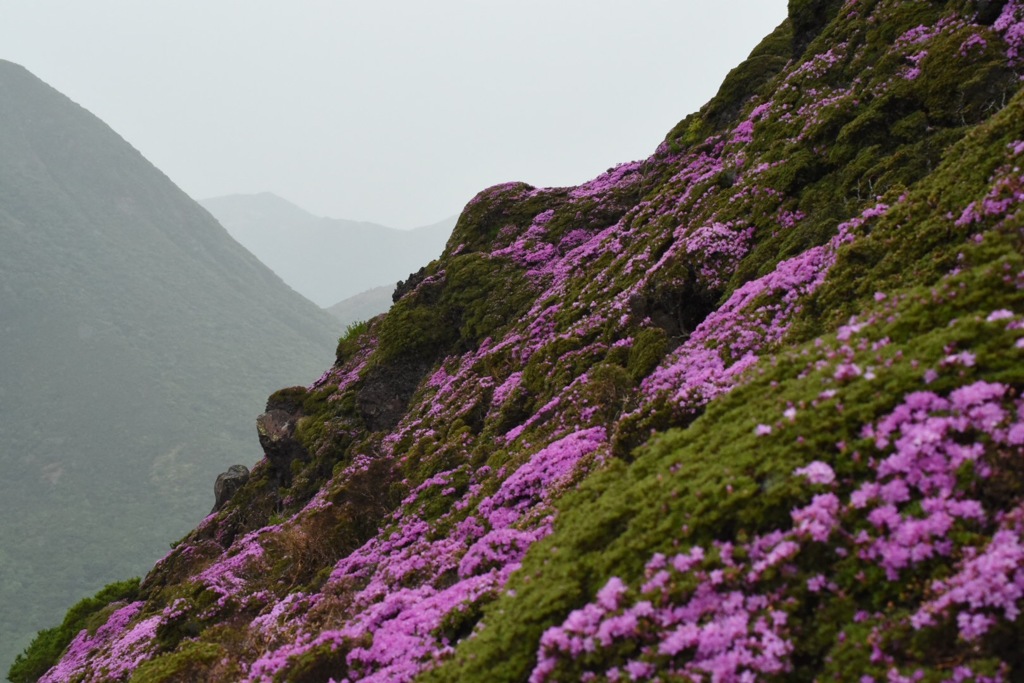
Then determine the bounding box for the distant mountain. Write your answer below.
[200,192,454,308]
[325,285,394,328]
[0,60,339,670]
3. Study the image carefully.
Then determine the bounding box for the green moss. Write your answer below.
[447,184,566,255]
[788,0,849,54]
[579,363,634,423]
[283,641,351,683]
[373,252,538,368]
[442,253,537,348]
[374,293,454,365]
[794,88,1024,341]
[128,641,229,683]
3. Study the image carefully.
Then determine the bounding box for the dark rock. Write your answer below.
[357,359,432,432]
[975,0,1008,25]
[393,265,429,303]
[789,0,846,56]
[257,408,307,484]
[211,464,250,513]
[627,275,717,342]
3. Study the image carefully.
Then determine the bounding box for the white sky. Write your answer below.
[2,1,789,228]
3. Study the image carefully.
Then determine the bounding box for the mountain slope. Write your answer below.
[200,192,454,308]
[20,0,1024,681]
[0,60,339,672]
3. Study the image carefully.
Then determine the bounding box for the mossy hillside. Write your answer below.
[724,6,1017,287]
[802,87,1024,338]
[426,45,1024,675]
[429,238,1024,682]
[20,0,1024,680]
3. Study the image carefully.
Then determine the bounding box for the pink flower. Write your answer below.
[986,309,1014,322]
[794,461,836,485]
[597,577,629,611]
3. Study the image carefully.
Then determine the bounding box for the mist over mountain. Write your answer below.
[13,0,1024,681]
[200,192,454,309]
[325,285,395,329]
[0,60,339,671]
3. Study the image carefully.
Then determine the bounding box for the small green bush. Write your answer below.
[335,319,369,363]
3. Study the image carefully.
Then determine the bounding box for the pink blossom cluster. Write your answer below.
[995,0,1024,63]
[960,33,988,56]
[480,427,606,529]
[679,222,755,289]
[531,375,1024,680]
[912,509,1024,640]
[640,242,833,408]
[531,544,795,681]
[955,169,1024,228]
[196,524,277,609]
[40,602,157,683]
[570,161,645,199]
[783,43,848,83]
[241,429,607,681]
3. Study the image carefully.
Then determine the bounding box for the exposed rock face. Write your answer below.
[210,465,250,514]
[393,265,429,303]
[356,359,432,432]
[256,404,307,487]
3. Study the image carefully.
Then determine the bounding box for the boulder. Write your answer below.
[211,464,250,513]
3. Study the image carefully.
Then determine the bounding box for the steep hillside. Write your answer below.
[18,0,1024,681]
[200,193,454,308]
[0,61,339,673]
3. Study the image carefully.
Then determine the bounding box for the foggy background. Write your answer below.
[2,0,789,228]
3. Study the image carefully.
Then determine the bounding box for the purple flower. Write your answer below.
[794,461,836,485]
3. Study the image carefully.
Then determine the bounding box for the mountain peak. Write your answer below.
[201,194,453,308]
[0,61,340,673]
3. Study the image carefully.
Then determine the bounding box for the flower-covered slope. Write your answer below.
[16,0,1024,681]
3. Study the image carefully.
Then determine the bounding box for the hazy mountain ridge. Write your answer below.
[0,60,340,673]
[325,285,395,329]
[200,192,454,308]
[16,0,1024,681]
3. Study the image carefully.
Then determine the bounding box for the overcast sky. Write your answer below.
[2,1,788,228]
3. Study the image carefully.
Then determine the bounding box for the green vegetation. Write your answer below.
[7,579,139,683]
[336,320,370,363]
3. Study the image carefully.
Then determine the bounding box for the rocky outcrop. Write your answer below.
[210,465,250,513]
[356,359,432,432]
[256,388,310,487]
[393,265,429,303]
